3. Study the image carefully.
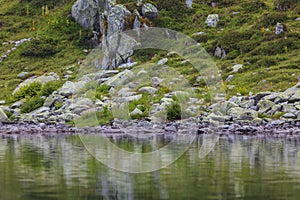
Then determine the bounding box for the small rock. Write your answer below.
[130,108,143,116]
[225,75,234,82]
[157,58,168,65]
[205,14,219,27]
[282,113,296,119]
[138,86,158,94]
[275,23,284,35]
[17,72,29,78]
[232,64,243,73]
[0,100,5,105]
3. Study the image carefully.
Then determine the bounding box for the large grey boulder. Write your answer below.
[107,4,131,36]
[59,81,87,97]
[72,0,104,30]
[228,107,258,121]
[257,100,275,113]
[142,3,158,19]
[13,73,59,95]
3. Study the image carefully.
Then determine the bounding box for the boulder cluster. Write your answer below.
[71,0,158,69]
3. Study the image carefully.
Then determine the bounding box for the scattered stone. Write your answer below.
[157,58,168,65]
[103,69,134,87]
[214,46,226,58]
[205,14,219,27]
[225,75,234,82]
[186,0,193,8]
[59,81,86,97]
[0,100,5,105]
[282,113,296,119]
[17,72,29,78]
[139,87,158,94]
[275,23,284,35]
[130,108,143,116]
[232,64,243,73]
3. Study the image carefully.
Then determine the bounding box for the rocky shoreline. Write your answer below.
[1,118,300,138]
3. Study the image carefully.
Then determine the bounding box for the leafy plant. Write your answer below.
[14,82,42,100]
[21,96,45,113]
[166,102,181,121]
[40,81,63,96]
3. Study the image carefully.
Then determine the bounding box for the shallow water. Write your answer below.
[1,134,300,200]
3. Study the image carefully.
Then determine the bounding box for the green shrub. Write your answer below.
[21,96,45,113]
[14,82,42,100]
[166,102,181,121]
[274,0,299,11]
[40,81,63,96]
[20,38,60,57]
[95,84,110,100]
[97,106,114,125]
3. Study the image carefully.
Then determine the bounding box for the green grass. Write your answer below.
[1,0,299,105]
[0,0,90,102]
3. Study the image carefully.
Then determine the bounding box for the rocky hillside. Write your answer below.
[0,0,299,125]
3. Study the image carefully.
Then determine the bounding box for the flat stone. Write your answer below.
[138,86,158,94]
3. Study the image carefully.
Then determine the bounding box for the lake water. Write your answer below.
[1,134,300,200]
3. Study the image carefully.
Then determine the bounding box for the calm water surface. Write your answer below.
[1,134,300,200]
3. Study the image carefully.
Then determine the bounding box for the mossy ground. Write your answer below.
[0,0,299,105]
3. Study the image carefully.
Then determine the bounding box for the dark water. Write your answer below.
[1,134,300,200]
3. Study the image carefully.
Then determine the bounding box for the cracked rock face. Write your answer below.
[72,0,104,30]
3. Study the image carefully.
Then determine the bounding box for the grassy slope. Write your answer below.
[120,0,300,96]
[0,0,299,104]
[0,0,90,102]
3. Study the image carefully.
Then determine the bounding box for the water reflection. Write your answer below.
[0,134,300,199]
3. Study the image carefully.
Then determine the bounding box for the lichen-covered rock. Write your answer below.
[142,3,158,19]
[0,107,8,122]
[72,0,104,30]
[257,100,275,113]
[133,16,141,30]
[103,69,134,87]
[59,81,87,97]
[228,107,258,121]
[107,4,131,36]
[105,0,116,12]
[139,87,158,94]
[206,14,219,27]
[12,72,59,95]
